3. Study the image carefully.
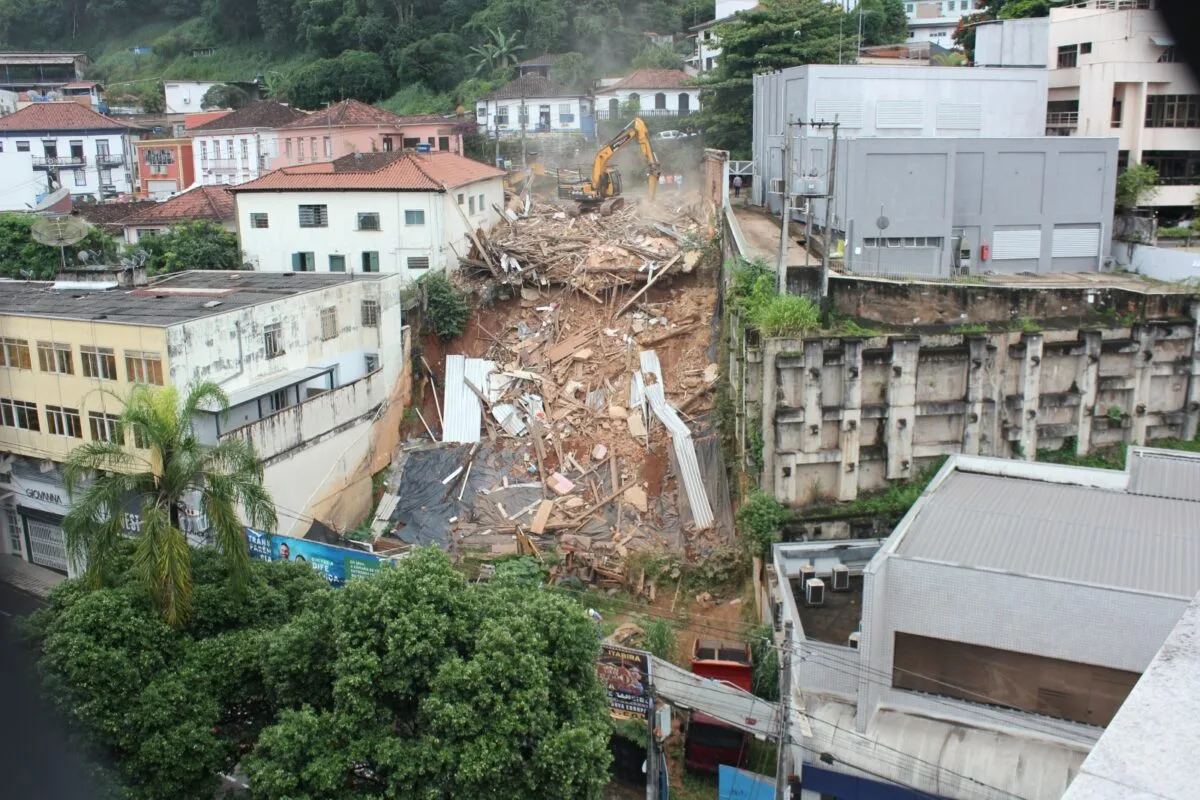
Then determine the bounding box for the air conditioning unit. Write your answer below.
[805,577,825,607]
[794,176,826,196]
[799,564,816,586]
[831,564,850,591]
[770,178,785,195]
[848,631,860,649]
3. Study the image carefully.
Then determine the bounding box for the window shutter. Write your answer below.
[291,252,301,271]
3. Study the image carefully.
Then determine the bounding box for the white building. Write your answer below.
[0,270,407,571]
[687,0,760,74]
[771,448,1200,800]
[164,80,221,115]
[0,101,138,210]
[119,185,235,244]
[0,88,18,115]
[188,100,306,188]
[233,151,505,284]
[475,73,591,137]
[903,0,984,45]
[594,69,700,121]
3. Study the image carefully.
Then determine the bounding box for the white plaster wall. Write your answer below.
[261,419,373,537]
[442,177,504,267]
[0,131,132,210]
[476,96,590,135]
[192,131,282,187]
[594,89,700,115]
[165,81,220,115]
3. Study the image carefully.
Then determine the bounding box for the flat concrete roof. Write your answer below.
[1061,592,1200,800]
[0,271,387,327]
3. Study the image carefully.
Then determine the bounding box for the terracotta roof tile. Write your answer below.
[604,69,692,91]
[282,100,404,129]
[73,200,157,228]
[184,110,231,130]
[121,186,235,226]
[232,151,504,193]
[486,73,581,101]
[0,101,135,131]
[188,101,306,133]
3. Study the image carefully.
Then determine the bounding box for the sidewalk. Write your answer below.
[0,558,66,600]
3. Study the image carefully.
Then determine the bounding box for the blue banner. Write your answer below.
[719,765,774,800]
[245,528,388,588]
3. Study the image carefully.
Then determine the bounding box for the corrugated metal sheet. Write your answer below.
[1051,225,1101,258]
[640,351,714,529]
[894,470,1200,597]
[936,102,983,130]
[1127,449,1200,502]
[812,100,863,128]
[875,100,924,129]
[991,227,1042,260]
[441,355,495,444]
[651,656,779,739]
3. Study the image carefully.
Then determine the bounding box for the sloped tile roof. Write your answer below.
[282,100,404,129]
[603,69,692,92]
[486,73,581,101]
[232,151,505,193]
[188,101,306,133]
[121,186,235,226]
[0,101,134,131]
[73,200,157,230]
[184,110,232,130]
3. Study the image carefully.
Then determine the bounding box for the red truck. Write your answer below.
[683,639,753,773]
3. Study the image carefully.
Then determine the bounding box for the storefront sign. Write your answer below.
[25,488,63,505]
[245,528,388,588]
[597,643,653,720]
[718,765,775,800]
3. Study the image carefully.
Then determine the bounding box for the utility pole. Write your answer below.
[856,2,865,63]
[645,686,658,800]
[775,621,793,800]
[821,121,839,299]
[520,89,528,174]
[778,115,793,295]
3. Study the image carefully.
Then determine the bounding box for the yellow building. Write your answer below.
[1,268,405,576]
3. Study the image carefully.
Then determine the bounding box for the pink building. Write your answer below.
[277,100,464,166]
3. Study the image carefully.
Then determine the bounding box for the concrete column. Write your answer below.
[1075,330,1103,455]
[886,338,919,480]
[1017,334,1044,461]
[1130,325,1158,445]
[761,339,783,497]
[837,340,863,501]
[1185,303,1200,441]
[802,340,824,457]
[963,336,987,456]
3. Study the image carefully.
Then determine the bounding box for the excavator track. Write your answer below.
[599,197,625,216]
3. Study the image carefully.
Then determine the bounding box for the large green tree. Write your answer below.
[63,381,276,626]
[284,49,393,109]
[244,548,613,799]
[693,0,855,155]
[133,220,243,274]
[0,213,117,280]
[857,0,908,47]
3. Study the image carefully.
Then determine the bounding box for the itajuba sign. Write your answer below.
[597,643,653,720]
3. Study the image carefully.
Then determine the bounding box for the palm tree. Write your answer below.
[63,381,277,626]
[470,27,525,76]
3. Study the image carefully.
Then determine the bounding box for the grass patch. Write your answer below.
[728,257,820,339]
[800,456,947,521]
[952,322,989,335]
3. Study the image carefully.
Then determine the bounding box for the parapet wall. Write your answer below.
[732,303,1200,506]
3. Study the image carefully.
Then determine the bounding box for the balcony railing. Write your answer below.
[32,155,86,168]
[1045,111,1079,127]
[1153,175,1200,186]
[95,153,125,167]
[596,108,697,121]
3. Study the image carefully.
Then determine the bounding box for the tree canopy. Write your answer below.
[135,220,243,273]
[0,213,118,279]
[29,547,613,800]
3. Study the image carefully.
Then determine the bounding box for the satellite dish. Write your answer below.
[44,90,60,101]
[31,216,90,247]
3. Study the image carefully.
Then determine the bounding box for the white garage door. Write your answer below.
[148,180,177,200]
[24,515,67,573]
[1052,225,1102,258]
[992,228,1042,260]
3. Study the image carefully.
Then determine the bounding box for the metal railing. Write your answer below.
[595,108,696,120]
[1045,111,1079,127]
[95,153,125,167]
[32,155,86,167]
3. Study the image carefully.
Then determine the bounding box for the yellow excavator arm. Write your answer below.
[590,117,662,198]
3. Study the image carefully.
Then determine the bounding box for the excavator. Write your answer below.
[558,116,661,215]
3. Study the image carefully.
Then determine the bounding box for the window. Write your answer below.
[284,139,292,159]
[268,389,291,413]
[45,406,82,438]
[438,136,450,151]
[1141,151,1200,186]
[240,139,249,162]
[1079,42,1092,55]
[200,141,208,163]
[80,346,117,380]
[0,398,38,431]
[263,323,283,359]
[1145,95,1200,128]
[457,193,465,205]
[402,137,420,149]
[361,299,379,327]
[518,105,529,126]
[328,254,346,272]
[405,209,425,225]
[250,212,269,229]
[1159,46,1179,63]
[226,139,234,159]
[320,307,338,340]
[559,103,574,123]
[16,140,29,152]
[1112,98,1123,128]
[469,196,476,214]
[478,194,484,212]
[324,136,332,158]
[125,350,163,384]
[100,168,112,185]
[310,137,318,161]
[365,353,380,373]
[298,138,305,160]
[0,338,31,370]
[1057,44,1078,68]
[73,169,86,186]
[361,251,379,272]
[357,212,380,231]
[862,237,944,248]
[136,229,160,242]
[87,412,120,443]
[407,256,430,271]
[960,0,967,8]
[497,105,509,126]
[292,251,315,272]
[298,204,328,227]
[37,341,73,375]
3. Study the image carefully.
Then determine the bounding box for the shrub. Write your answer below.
[736,490,791,559]
[416,272,471,339]
[746,293,821,338]
[642,617,676,662]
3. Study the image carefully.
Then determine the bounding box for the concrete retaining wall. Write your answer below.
[1113,241,1200,284]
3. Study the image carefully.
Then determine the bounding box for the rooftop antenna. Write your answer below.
[30,216,89,271]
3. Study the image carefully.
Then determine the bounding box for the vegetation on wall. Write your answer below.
[1116,163,1161,209]
[727,257,821,338]
[736,490,792,558]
